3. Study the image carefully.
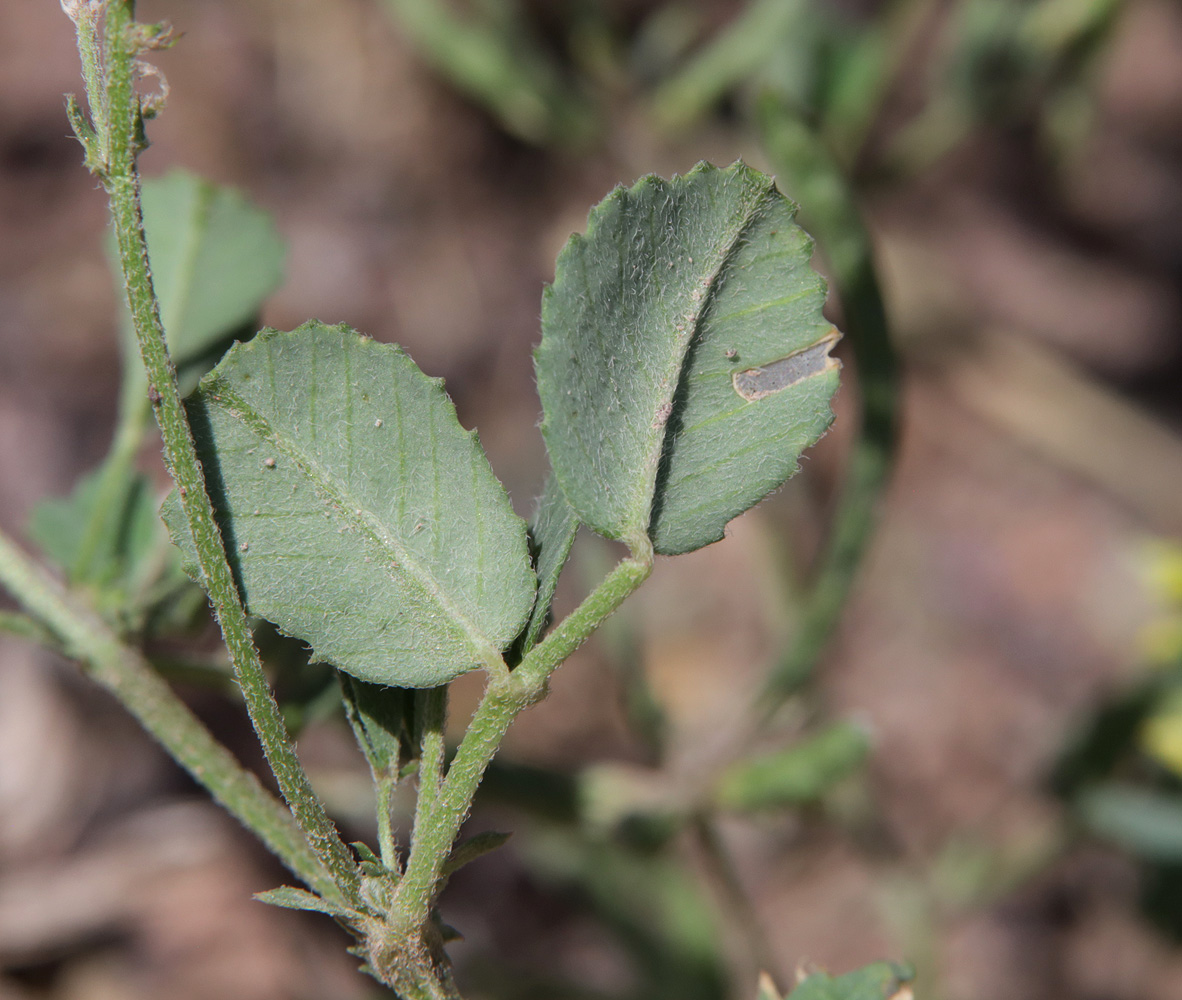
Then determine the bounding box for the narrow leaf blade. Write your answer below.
[1077,783,1182,861]
[441,831,512,879]
[536,161,838,556]
[164,323,536,687]
[714,721,870,812]
[254,885,356,919]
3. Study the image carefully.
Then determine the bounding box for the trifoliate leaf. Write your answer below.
[164,322,536,687]
[536,161,838,556]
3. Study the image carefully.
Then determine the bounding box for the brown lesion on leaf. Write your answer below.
[732,327,841,402]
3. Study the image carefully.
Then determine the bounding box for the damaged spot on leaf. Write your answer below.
[732,328,841,402]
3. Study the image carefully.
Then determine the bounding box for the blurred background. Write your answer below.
[2,0,1182,998]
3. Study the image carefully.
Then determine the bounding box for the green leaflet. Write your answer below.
[1077,783,1182,862]
[126,170,286,391]
[164,323,536,688]
[440,831,511,881]
[787,963,914,1000]
[536,161,839,556]
[713,721,870,812]
[28,468,159,587]
[254,885,358,920]
[340,675,413,778]
[33,172,281,599]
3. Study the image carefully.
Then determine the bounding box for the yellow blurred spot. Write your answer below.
[1144,542,1182,605]
[1140,615,1182,668]
[1141,694,1182,777]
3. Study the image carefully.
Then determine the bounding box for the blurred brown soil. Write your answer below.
[3,1,1182,998]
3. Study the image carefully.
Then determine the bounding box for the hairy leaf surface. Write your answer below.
[164,323,536,687]
[340,676,412,777]
[536,161,838,555]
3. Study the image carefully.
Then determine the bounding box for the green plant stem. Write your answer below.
[389,545,653,939]
[755,97,900,713]
[650,0,806,132]
[376,774,398,873]
[67,0,359,903]
[690,815,780,987]
[406,687,449,865]
[379,0,593,147]
[514,538,653,694]
[74,369,152,581]
[0,528,342,903]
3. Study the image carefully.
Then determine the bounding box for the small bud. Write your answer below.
[60,0,104,23]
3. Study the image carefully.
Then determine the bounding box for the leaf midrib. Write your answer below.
[203,377,506,667]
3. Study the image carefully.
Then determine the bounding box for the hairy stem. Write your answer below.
[389,544,653,944]
[65,0,359,902]
[375,774,398,873]
[0,529,342,902]
[408,687,449,847]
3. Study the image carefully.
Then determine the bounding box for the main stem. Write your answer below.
[70,0,359,902]
[0,529,341,902]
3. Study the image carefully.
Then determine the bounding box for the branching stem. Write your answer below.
[388,543,653,947]
[0,528,342,902]
[63,0,359,903]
